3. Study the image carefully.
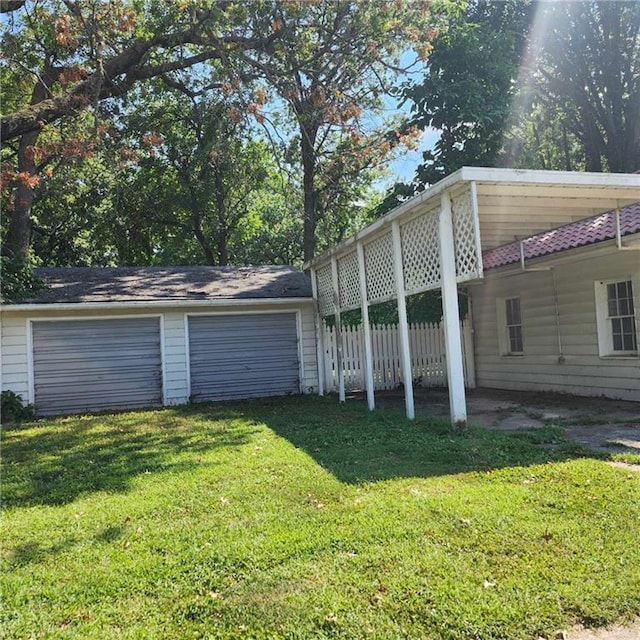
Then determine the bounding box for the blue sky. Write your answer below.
[386,127,440,185]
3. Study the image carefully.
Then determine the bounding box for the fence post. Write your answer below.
[357,242,375,410]
[330,257,345,403]
[391,220,415,420]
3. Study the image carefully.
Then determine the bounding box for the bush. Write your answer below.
[0,256,46,303]
[1,390,35,424]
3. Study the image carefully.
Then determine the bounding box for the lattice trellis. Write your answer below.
[451,189,481,279]
[338,250,361,310]
[364,232,396,303]
[400,210,441,295]
[315,263,334,317]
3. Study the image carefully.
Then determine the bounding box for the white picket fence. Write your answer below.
[321,319,474,392]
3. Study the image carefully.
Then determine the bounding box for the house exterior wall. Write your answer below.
[470,246,640,401]
[1,301,318,411]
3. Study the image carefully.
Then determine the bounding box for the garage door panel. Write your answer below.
[34,370,162,392]
[189,313,300,402]
[32,318,163,416]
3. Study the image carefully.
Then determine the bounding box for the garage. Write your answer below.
[31,317,163,415]
[2,266,318,415]
[189,313,300,401]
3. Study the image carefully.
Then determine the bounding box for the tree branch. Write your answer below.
[1,22,279,142]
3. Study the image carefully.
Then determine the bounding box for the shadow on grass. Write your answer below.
[2,396,599,510]
[235,395,596,484]
[1,405,256,508]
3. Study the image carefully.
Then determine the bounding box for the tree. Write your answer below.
[530,1,640,172]
[241,0,450,261]
[26,84,302,268]
[402,0,535,187]
[0,0,280,260]
[121,83,280,266]
[401,0,639,193]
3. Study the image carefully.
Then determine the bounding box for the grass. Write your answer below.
[2,396,639,640]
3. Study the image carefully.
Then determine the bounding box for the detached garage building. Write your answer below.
[0,266,318,416]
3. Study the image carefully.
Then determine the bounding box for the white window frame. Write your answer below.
[594,278,639,358]
[496,296,524,356]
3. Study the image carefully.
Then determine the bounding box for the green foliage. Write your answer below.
[0,390,35,424]
[255,0,455,259]
[528,1,640,173]
[394,0,640,199]
[402,0,535,186]
[30,84,301,267]
[0,257,46,303]
[327,290,468,327]
[2,398,639,639]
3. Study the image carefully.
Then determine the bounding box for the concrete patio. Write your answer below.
[351,387,640,458]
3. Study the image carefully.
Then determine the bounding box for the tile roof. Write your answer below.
[17,265,312,304]
[482,202,640,270]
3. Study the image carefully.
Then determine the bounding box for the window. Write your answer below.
[595,279,638,356]
[497,297,523,355]
[505,297,523,353]
[607,281,637,352]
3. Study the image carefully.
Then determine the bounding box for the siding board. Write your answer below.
[472,248,640,401]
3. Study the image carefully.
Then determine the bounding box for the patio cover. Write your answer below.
[305,167,640,425]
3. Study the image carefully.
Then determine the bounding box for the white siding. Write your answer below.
[299,305,319,392]
[0,313,29,401]
[471,248,640,401]
[163,311,189,405]
[1,301,318,409]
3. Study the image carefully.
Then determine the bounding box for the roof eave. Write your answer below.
[1,296,314,313]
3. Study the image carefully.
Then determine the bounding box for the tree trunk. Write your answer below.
[2,129,38,260]
[192,212,216,265]
[214,169,228,266]
[2,70,53,261]
[301,126,318,263]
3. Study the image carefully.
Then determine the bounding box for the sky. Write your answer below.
[386,127,440,185]
[374,50,439,189]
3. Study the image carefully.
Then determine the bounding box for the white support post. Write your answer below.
[309,267,325,396]
[356,242,375,411]
[330,257,346,403]
[439,191,467,426]
[391,220,415,420]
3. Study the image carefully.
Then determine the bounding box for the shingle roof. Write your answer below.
[18,266,312,304]
[482,202,640,270]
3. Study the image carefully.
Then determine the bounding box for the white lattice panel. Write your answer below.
[315,264,334,317]
[338,251,361,310]
[364,232,396,303]
[400,210,441,294]
[451,189,481,279]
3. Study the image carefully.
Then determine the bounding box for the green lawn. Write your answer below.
[2,396,639,640]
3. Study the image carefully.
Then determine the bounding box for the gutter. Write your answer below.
[1,297,314,313]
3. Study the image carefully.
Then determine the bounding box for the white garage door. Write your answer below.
[32,318,163,416]
[189,313,300,401]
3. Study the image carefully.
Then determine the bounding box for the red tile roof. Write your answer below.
[482,202,640,269]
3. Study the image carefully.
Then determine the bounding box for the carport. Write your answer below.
[305,167,640,425]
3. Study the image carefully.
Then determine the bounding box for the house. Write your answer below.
[305,168,640,424]
[3,169,638,422]
[472,203,640,401]
[0,266,318,416]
